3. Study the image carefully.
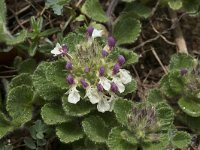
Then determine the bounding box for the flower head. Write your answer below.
[111,82,119,93]
[113,63,120,75]
[102,49,109,57]
[87,27,94,37]
[66,85,80,104]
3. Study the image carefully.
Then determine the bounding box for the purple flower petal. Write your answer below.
[66,74,74,85]
[180,68,188,76]
[113,63,120,75]
[62,44,68,53]
[80,79,89,88]
[99,66,105,76]
[102,49,109,57]
[118,55,125,66]
[84,66,90,73]
[87,27,94,37]
[111,82,118,93]
[97,83,103,92]
[65,62,73,70]
[108,36,116,48]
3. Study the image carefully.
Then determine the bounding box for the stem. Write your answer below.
[168,8,188,54]
[106,0,120,33]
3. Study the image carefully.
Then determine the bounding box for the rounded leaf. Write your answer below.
[9,73,32,89]
[107,127,136,150]
[33,62,64,101]
[62,95,95,117]
[56,121,84,143]
[41,103,73,125]
[171,131,191,148]
[113,16,141,45]
[82,115,110,143]
[7,85,33,125]
[178,97,200,117]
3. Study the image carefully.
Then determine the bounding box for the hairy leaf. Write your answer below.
[81,0,108,22]
[113,99,133,126]
[46,60,68,89]
[33,62,64,101]
[82,115,110,143]
[107,127,136,150]
[41,103,73,125]
[56,121,84,143]
[171,131,191,148]
[7,85,33,125]
[18,58,37,74]
[147,89,164,104]
[178,97,200,117]
[62,95,94,117]
[168,0,182,10]
[113,15,141,45]
[9,73,32,89]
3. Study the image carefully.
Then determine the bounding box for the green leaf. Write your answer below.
[107,127,136,150]
[6,30,27,45]
[36,132,44,139]
[18,58,37,74]
[81,0,108,22]
[46,60,68,89]
[147,89,164,104]
[24,137,36,149]
[33,62,64,101]
[46,0,70,15]
[7,85,33,125]
[178,114,200,133]
[82,115,110,143]
[0,0,6,23]
[39,28,60,37]
[0,113,13,139]
[113,15,141,45]
[122,79,137,95]
[62,95,94,117]
[168,71,185,94]
[113,99,133,126]
[171,131,191,148]
[160,74,177,97]
[123,2,151,18]
[56,121,84,143]
[156,103,174,130]
[178,97,200,117]
[41,103,73,125]
[62,32,85,52]
[9,73,32,89]
[109,47,138,66]
[168,0,182,10]
[169,53,195,71]
[121,130,137,145]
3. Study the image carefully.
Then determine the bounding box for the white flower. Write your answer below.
[98,77,111,91]
[92,29,103,39]
[85,86,111,113]
[51,43,63,56]
[97,98,110,113]
[65,85,80,104]
[112,77,125,93]
[85,86,101,104]
[118,69,132,84]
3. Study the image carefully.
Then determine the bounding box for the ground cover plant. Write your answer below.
[0,0,200,149]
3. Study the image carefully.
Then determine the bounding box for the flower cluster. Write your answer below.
[51,27,132,112]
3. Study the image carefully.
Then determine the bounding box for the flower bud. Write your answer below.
[97,83,103,92]
[108,36,116,48]
[80,79,89,88]
[113,63,120,75]
[65,62,72,70]
[66,74,74,85]
[99,66,105,76]
[111,82,118,93]
[84,66,90,73]
[180,68,188,76]
[118,55,125,66]
[102,49,108,57]
[62,44,68,53]
[87,27,94,37]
